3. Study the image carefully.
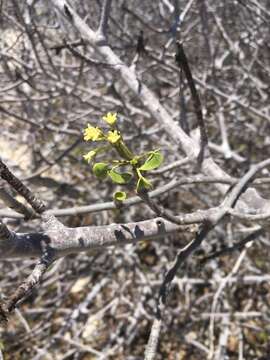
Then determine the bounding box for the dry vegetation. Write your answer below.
[0,0,270,359]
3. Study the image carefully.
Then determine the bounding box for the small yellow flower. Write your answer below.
[84,125,104,141]
[83,150,96,163]
[102,112,117,126]
[107,130,121,144]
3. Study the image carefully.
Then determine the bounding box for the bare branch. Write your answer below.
[0,158,46,214]
[0,187,35,219]
[0,249,54,321]
[175,41,209,168]
[144,319,162,360]
[0,220,13,241]
[96,0,112,44]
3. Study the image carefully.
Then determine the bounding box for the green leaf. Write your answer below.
[114,191,127,201]
[108,169,132,184]
[136,176,152,192]
[139,151,163,171]
[92,162,109,179]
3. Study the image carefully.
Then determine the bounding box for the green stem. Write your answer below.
[114,140,134,161]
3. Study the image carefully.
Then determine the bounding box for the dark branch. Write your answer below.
[0,158,46,214]
[175,41,209,168]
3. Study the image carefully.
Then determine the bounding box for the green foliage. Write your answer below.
[108,169,133,184]
[136,175,152,192]
[113,191,127,201]
[83,112,163,201]
[92,162,109,179]
[139,150,163,171]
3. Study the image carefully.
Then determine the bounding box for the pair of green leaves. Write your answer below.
[136,150,163,192]
[92,149,163,201]
[93,163,132,184]
[92,163,131,202]
[93,150,162,180]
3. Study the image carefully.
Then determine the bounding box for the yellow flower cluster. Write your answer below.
[83,112,118,142]
[102,112,117,125]
[84,125,104,141]
[83,112,122,163]
[107,130,121,144]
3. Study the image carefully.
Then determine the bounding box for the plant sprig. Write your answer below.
[83,112,163,201]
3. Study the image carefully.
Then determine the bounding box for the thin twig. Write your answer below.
[144,318,162,360]
[208,248,249,358]
[200,228,263,264]
[96,0,112,43]
[0,248,55,321]
[145,222,212,359]
[0,187,35,219]
[0,158,46,214]
[0,220,13,240]
[175,41,209,168]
